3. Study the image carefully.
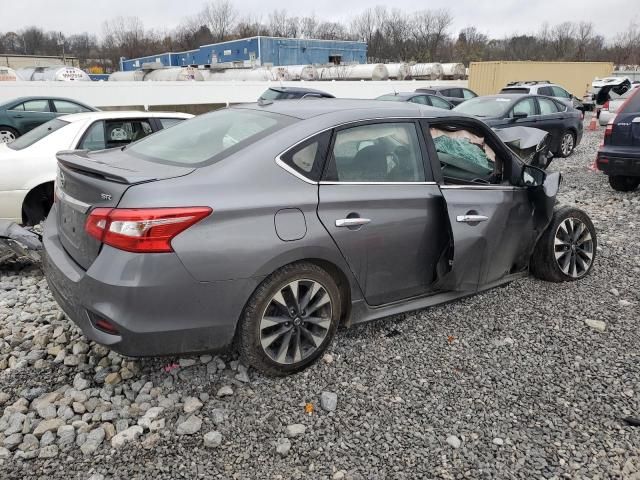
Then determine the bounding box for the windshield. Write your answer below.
[127,108,296,166]
[8,119,69,150]
[376,95,405,102]
[454,97,512,118]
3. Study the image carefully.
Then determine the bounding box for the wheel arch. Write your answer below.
[21,180,54,225]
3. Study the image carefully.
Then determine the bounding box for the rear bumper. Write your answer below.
[42,210,261,357]
[596,151,640,177]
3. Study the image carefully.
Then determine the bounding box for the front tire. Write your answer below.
[0,127,19,144]
[557,130,576,158]
[237,262,341,376]
[609,175,640,192]
[531,206,597,282]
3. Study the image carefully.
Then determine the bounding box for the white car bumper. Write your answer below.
[0,190,28,223]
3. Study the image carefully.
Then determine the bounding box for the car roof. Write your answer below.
[268,86,331,95]
[58,111,194,122]
[421,86,463,92]
[236,98,459,120]
[0,96,96,108]
[468,94,530,100]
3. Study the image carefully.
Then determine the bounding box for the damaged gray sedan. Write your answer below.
[42,100,596,375]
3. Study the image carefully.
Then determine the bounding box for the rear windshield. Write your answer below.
[500,88,530,94]
[8,119,68,150]
[619,87,640,114]
[454,97,513,117]
[127,108,296,166]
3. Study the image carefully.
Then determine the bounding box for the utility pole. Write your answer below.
[58,32,66,65]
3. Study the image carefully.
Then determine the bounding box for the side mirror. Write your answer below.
[510,112,528,122]
[522,164,546,187]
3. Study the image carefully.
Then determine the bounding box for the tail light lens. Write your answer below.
[603,100,610,111]
[85,207,212,253]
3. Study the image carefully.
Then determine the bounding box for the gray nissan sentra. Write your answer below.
[43,99,597,375]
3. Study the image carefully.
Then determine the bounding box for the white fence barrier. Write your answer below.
[0,80,468,108]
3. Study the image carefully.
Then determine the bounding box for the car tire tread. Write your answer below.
[530,205,597,282]
[236,262,341,376]
[608,175,640,192]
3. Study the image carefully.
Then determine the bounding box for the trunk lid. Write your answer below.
[55,149,194,269]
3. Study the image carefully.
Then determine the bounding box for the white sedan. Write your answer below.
[0,111,193,225]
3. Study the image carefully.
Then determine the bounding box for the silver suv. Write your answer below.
[500,81,584,111]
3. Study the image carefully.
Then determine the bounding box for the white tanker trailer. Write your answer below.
[16,66,91,81]
[109,66,203,81]
[410,63,444,80]
[441,63,466,80]
[202,67,289,81]
[0,67,19,81]
[283,65,318,81]
[384,63,412,80]
[318,63,389,81]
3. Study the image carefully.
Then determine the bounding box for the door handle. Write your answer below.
[13,114,24,118]
[456,214,489,223]
[335,218,371,227]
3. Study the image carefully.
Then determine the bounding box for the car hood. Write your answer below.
[494,126,549,150]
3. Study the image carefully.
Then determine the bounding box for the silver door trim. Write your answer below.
[320,181,438,186]
[335,218,371,227]
[440,185,522,191]
[56,189,91,213]
[456,214,489,223]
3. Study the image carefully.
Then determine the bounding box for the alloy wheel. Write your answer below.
[0,130,16,143]
[560,133,574,156]
[554,217,594,278]
[260,279,332,365]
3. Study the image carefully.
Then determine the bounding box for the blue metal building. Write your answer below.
[120,36,367,71]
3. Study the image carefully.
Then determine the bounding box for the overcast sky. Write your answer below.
[2,0,637,39]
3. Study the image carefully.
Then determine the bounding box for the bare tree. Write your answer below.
[202,0,237,42]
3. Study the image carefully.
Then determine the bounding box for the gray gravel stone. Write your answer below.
[80,427,105,455]
[446,435,461,449]
[203,431,222,448]
[176,415,202,435]
[320,391,337,412]
[276,437,291,456]
[286,423,306,437]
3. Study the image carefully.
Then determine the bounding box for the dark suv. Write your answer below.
[596,87,640,191]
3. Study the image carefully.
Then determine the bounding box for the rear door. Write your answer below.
[317,120,450,306]
[535,97,566,147]
[422,119,537,291]
[7,99,56,133]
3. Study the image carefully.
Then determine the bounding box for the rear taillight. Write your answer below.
[85,207,212,253]
[604,122,613,142]
[603,100,610,111]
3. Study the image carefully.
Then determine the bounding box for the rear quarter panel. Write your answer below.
[116,121,363,300]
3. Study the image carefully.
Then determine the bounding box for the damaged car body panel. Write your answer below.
[42,100,593,375]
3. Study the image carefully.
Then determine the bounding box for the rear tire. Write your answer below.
[531,206,597,282]
[237,262,341,376]
[0,126,19,144]
[557,130,576,158]
[609,175,640,192]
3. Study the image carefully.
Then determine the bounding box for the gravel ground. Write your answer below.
[1,125,639,480]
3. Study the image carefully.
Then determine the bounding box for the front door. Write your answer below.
[423,118,537,291]
[317,121,450,306]
[8,99,56,133]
